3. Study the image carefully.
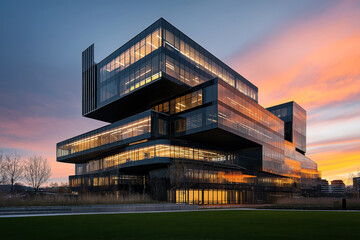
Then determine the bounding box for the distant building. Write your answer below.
[354,177,360,193]
[330,180,345,195]
[320,179,329,195]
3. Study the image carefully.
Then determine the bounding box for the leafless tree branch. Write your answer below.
[1,152,23,192]
[0,151,7,185]
[24,156,52,191]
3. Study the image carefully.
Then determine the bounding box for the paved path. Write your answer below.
[0,203,197,218]
[1,207,359,218]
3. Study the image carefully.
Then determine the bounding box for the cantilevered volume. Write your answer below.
[57,18,320,204]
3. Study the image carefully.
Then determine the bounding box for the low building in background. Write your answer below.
[56,18,320,204]
[354,177,360,195]
[330,180,345,196]
[320,179,329,195]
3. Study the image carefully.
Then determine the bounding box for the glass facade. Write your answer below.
[171,164,296,204]
[284,141,319,188]
[267,102,307,153]
[99,28,162,83]
[284,141,302,180]
[57,111,154,158]
[162,22,258,101]
[91,18,258,116]
[218,83,283,135]
[153,89,203,114]
[293,103,306,152]
[75,140,235,175]
[172,105,218,135]
[162,53,208,87]
[99,53,162,106]
[70,172,142,188]
[217,81,286,175]
[182,168,256,185]
[175,188,253,205]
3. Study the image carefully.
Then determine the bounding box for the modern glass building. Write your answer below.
[57,18,320,204]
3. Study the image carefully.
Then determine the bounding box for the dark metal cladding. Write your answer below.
[82,44,97,115]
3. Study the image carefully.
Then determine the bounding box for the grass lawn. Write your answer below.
[1,210,359,239]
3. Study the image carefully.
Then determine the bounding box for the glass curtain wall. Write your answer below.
[162,53,208,87]
[75,143,234,175]
[99,53,162,106]
[293,104,306,152]
[97,22,259,107]
[175,188,255,205]
[57,116,151,158]
[70,173,141,188]
[284,141,302,179]
[99,28,162,83]
[217,82,286,175]
[268,102,307,153]
[284,140,318,187]
[183,168,256,185]
[162,24,258,101]
[173,166,257,205]
[153,89,203,114]
[172,105,218,135]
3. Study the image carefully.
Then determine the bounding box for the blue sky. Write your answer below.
[1,0,359,184]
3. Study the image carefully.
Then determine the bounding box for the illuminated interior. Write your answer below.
[75,143,233,175]
[57,116,151,158]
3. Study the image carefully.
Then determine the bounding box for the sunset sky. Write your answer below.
[0,0,359,185]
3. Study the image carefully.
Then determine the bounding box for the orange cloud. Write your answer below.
[230,1,360,108]
[308,138,360,150]
[308,147,360,185]
[229,1,360,184]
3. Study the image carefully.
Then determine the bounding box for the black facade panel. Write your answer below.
[82,44,97,115]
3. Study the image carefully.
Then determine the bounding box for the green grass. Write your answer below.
[1,210,359,239]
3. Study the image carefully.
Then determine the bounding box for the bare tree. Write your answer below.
[49,182,59,188]
[2,152,23,192]
[0,151,7,185]
[24,156,52,191]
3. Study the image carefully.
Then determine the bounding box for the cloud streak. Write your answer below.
[0,104,104,182]
[229,1,360,184]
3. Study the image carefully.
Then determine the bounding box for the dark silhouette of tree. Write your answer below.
[24,156,52,191]
[1,152,23,193]
[0,152,7,185]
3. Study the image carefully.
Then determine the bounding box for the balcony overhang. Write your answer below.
[177,127,261,151]
[84,74,190,123]
[119,158,171,174]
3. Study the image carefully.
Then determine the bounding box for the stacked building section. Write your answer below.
[57,18,320,204]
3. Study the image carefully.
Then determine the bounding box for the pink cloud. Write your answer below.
[0,105,104,183]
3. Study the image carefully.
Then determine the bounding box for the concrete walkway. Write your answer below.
[1,205,360,218]
[0,203,197,217]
